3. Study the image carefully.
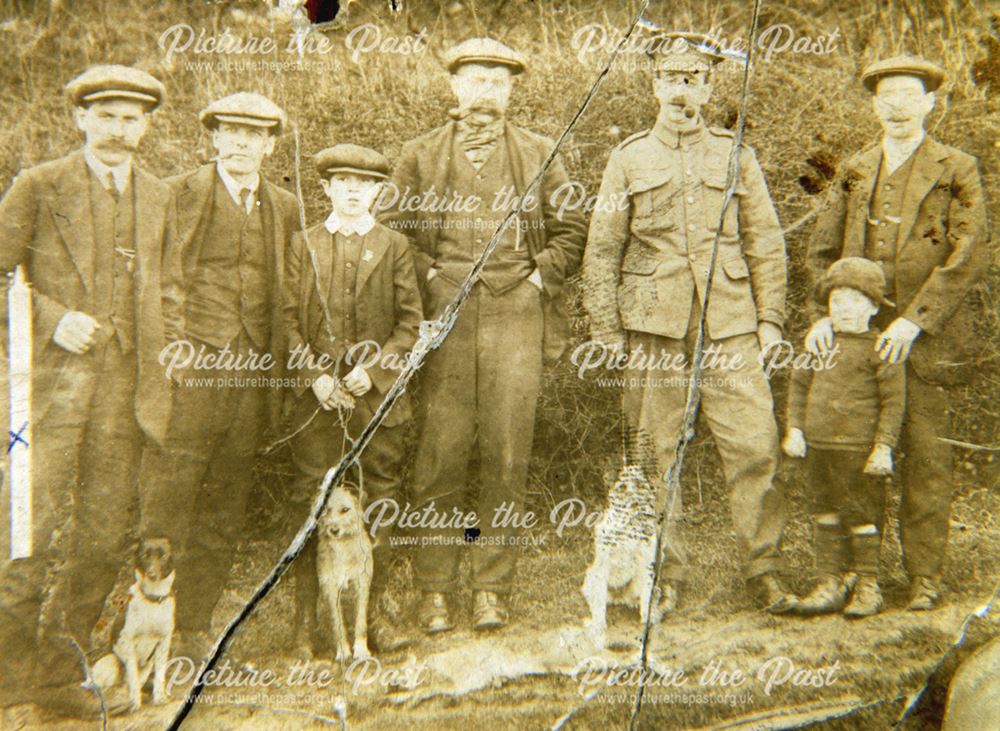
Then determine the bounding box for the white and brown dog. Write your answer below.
[86,538,175,712]
[317,485,373,661]
[582,464,671,647]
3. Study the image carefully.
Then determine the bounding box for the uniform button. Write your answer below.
[885,184,893,191]
[476,174,483,180]
[346,262,353,268]
[883,202,890,209]
[686,169,693,176]
[686,196,695,204]
[476,238,482,244]
[877,240,885,247]
[687,223,696,231]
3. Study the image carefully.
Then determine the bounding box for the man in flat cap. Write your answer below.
[137,91,299,659]
[583,33,796,614]
[284,144,422,656]
[805,55,988,610]
[0,64,182,715]
[383,37,586,633]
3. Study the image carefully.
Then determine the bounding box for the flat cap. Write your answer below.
[444,37,526,75]
[65,65,166,110]
[647,32,726,73]
[315,144,390,180]
[861,55,945,93]
[816,257,894,308]
[199,92,287,135]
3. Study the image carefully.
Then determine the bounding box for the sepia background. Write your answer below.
[0,0,997,728]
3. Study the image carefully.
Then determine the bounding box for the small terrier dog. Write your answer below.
[316,485,373,661]
[87,538,175,712]
[582,464,669,647]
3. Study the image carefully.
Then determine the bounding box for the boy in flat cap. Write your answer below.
[137,92,299,660]
[583,33,795,614]
[283,144,422,655]
[806,55,988,610]
[784,258,905,617]
[0,65,182,715]
[383,37,586,633]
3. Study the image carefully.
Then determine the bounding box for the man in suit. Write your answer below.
[806,56,988,610]
[137,92,299,659]
[284,144,422,655]
[383,38,586,632]
[0,65,181,715]
[583,34,796,614]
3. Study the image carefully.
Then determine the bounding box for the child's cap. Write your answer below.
[815,257,895,307]
[314,144,389,180]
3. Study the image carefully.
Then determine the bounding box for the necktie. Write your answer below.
[239,188,253,214]
[105,172,120,201]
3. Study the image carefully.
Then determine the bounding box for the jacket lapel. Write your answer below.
[303,225,333,339]
[132,167,166,290]
[50,151,95,290]
[174,165,216,274]
[844,145,881,257]
[896,138,946,254]
[354,227,390,294]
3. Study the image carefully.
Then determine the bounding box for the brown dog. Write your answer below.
[316,485,373,661]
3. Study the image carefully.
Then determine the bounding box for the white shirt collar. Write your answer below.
[882,132,924,175]
[83,147,132,194]
[324,210,375,237]
[216,162,260,213]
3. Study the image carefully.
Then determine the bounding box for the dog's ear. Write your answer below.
[134,568,143,583]
[162,571,176,592]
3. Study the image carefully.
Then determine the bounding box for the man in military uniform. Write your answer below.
[384,38,586,633]
[0,65,181,715]
[583,34,796,613]
[137,93,299,659]
[805,56,988,610]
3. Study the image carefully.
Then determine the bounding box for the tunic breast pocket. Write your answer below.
[628,168,675,229]
[702,173,741,238]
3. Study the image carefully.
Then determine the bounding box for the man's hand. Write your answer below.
[782,428,807,458]
[805,317,834,356]
[528,268,544,292]
[343,365,373,397]
[53,311,100,354]
[312,373,338,406]
[876,317,921,364]
[864,443,894,475]
[757,321,783,354]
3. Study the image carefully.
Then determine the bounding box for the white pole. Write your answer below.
[8,266,32,559]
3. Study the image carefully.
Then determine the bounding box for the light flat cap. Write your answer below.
[444,37,526,75]
[647,32,726,73]
[199,92,287,135]
[65,65,166,110]
[315,144,390,180]
[816,257,894,308]
[861,55,945,93]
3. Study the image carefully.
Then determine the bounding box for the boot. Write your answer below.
[748,573,798,614]
[418,592,453,634]
[472,591,507,631]
[907,576,941,611]
[843,574,882,617]
[796,573,849,615]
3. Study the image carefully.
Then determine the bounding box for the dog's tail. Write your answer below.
[83,653,122,691]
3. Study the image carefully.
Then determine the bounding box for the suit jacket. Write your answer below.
[0,150,182,444]
[583,125,786,343]
[807,137,989,384]
[381,121,587,363]
[284,221,423,427]
[169,164,300,430]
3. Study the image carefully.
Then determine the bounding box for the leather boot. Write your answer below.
[472,591,507,631]
[907,576,940,611]
[418,592,453,634]
[749,573,798,614]
[844,574,883,617]
[796,573,849,615]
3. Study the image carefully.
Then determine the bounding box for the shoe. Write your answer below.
[418,593,453,634]
[749,573,798,614]
[844,574,883,617]
[370,616,411,653]
[907,576,940,611]
[796,573,849,615]
[472,591,507,631]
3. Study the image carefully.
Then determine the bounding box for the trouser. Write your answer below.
[0,341,140,693]
[410,278,544,594]
[138,331,266,633]
[806,448,886,575]
[623,311,785,581]
[898,364,954,579]
[285,391,406,620]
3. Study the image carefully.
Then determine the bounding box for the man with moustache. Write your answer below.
[137,92,298,660]
[0,65,181,716]
[805,56,988,610]
[384,38,586,633]
[583,34,796,614]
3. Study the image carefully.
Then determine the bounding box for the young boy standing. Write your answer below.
[783,258,906,617]
[284,144,423,654]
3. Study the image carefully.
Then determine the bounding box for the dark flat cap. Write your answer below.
[65,65,165,110]
[647,32,726,72]
[444,37,526,75]
[315,144,389,180]
[861,55,945,93]
[199,92,287,135]
[816,257,894,308]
